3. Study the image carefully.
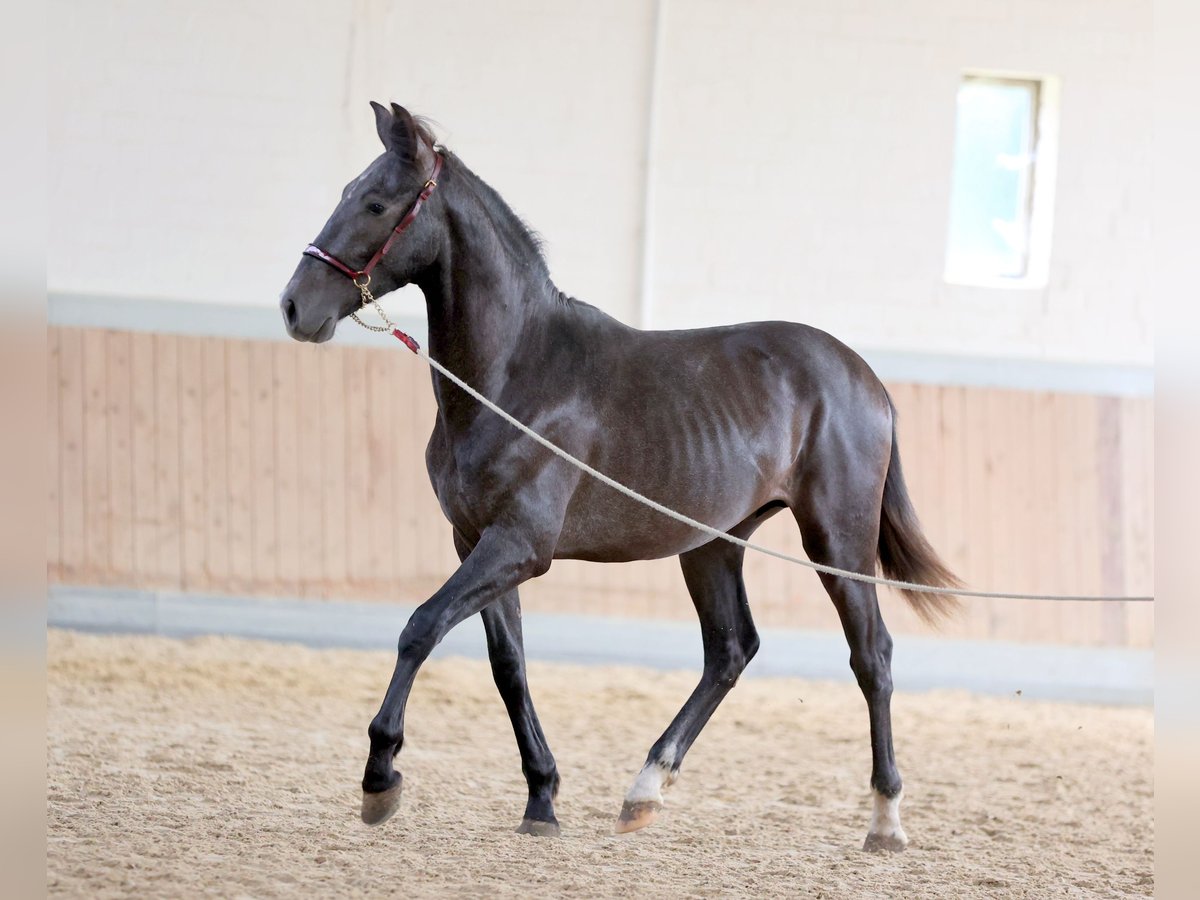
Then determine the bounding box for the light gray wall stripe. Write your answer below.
[48,585,1152,706]
[49,292,1152,396]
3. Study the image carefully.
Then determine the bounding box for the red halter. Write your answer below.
[303,153,444,283]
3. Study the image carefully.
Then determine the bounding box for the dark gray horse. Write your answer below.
[280,102,959,851]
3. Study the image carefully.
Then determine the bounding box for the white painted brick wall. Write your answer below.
[48,0,1151,367]
[48,0,654,325]
[649,0,1152,366]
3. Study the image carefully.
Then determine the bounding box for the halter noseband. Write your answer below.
[303,152,444,285]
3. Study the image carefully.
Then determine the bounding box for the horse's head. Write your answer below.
[280,102,441,342]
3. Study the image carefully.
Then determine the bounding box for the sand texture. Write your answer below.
[47,630,1153,898]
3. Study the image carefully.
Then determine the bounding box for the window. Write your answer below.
[945,73,1058,288]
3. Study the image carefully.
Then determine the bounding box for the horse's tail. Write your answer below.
[877,395,962,625]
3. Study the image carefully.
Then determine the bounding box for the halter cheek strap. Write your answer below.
[303,152,444,281]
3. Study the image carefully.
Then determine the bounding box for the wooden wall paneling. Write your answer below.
[387,348,414,593]
[773,510,800,627]
[177,336,207,591]
[249,341,278,590]
[319,344,349,596]
[1074,396,1105,644]
[106,331,135,582]
[129,332,157,585]
[1014,389,1051,644]
[273,342,301,595]
[365,348,397,588]
[960,385,993,640]
[152,334,183,586]
[201,338,231,588]
[935,386,970,641]
[417,367,459,593]
[295,345,328,595]
[1053,393,1102,645]
[1028,391,1062,646]
[1095,396,1129,645]
[58,329,86,580]
[404,360,434,595]
[46,329,61,577]
[656,550,681,620]
[225,339,255,593]
[81,329,111,581]
[912,383,948,564]
[925,384,955,624]
[343,345,372,590]
[771,501,799,627]
[906,383,949,636]
[43,327,1155,649]
[1123,398,1154,647]
[981,389,1013,640]
[937,386,970,581]
[986,388,1027,642]
[742,512,776,625]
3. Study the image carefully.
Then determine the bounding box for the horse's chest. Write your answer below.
[424,425,513,534]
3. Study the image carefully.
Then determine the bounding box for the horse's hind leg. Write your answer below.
[615,534,760,834]
[481,590,561,837]
[793,496,907,852]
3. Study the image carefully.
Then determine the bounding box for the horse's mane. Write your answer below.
[413,116,552,284]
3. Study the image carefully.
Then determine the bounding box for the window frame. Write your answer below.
[944,70,1060,291]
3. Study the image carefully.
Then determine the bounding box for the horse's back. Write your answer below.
[546,315,892,561]
[612,317,890,425]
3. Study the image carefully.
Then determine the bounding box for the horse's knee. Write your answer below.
[743,629,762,665]
[397,611,440,659]
[711,635,756,688]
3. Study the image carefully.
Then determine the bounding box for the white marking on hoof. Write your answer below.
[624,746,677,806]
[616,747,677,834]
[862,789,908,852]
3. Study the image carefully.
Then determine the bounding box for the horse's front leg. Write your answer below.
[360,526,552,825]
[452,532,561,837]
[481,590,561,836]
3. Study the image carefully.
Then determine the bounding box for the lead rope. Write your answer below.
[351,302,1153,603]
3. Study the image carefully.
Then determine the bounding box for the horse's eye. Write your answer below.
[367,202,386,215]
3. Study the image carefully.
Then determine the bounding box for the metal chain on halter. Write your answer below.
[349,276,396,332]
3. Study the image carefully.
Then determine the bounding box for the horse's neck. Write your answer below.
[415,177,560,420]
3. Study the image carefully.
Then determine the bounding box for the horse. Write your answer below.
[279,101,960,851]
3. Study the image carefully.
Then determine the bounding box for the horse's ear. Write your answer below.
[369,100,418,160]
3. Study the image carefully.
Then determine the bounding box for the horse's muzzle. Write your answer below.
[281,298,337,343]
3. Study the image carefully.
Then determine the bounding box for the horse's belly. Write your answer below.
[553,452,787,562]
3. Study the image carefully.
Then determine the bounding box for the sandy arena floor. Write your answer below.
[46,630,1153,898]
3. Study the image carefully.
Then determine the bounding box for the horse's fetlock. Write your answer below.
[523,759,559,795]
[871,766,903,797]
[367,716,401,750]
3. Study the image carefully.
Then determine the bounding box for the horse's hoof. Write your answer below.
[862,830,908,853]
[361,782,403,826]
[516,818,561,838]
[614,800,661,834]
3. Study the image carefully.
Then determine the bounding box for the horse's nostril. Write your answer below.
[283,298,299,329]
